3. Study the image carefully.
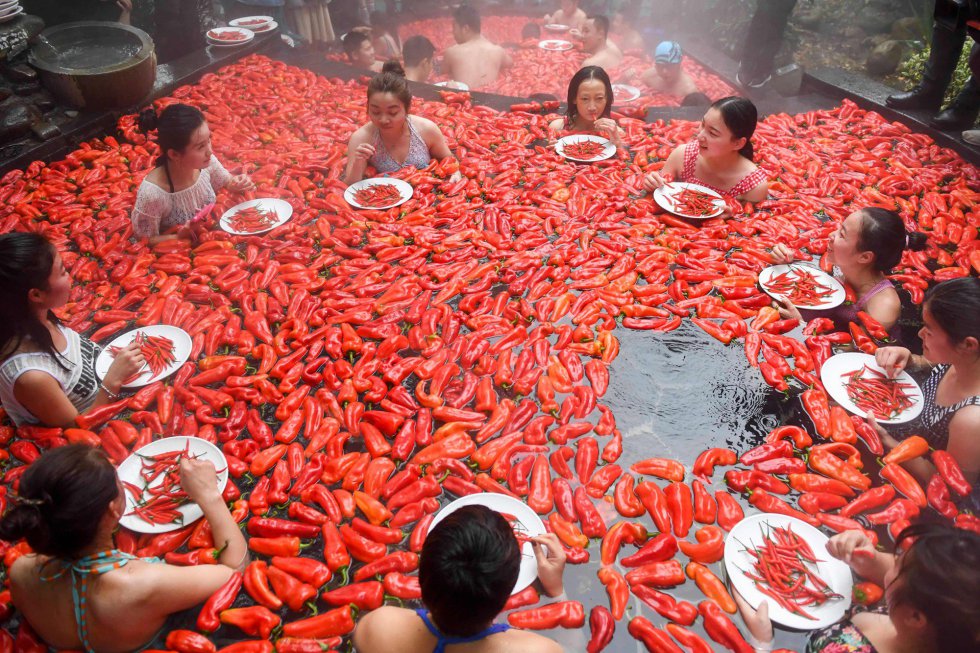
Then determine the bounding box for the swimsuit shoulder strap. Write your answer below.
[416,609,510,653]
[727,165,768,198]
[855,278,894,309]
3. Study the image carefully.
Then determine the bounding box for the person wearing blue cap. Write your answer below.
[641,41,698,99]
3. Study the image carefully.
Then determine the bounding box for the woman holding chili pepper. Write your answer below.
[132,103,254,243]
[736,524,980,652]
[548,66,624,147]
[0,234,143,428]
[352,505,567,652]
[0,445,248,653]
[343,63,459,185]
[872,278,980,512]
[641,96,768,201]
[772,208,927,340]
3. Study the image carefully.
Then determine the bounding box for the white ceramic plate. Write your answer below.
[251,20,278,33]
[206,27,254,46]
[759,264,846,311]
[538,39,574,51]
[95,325,191,389]
[653,181,726,219]
[219,198,293,235]
[344,177,413,210]
[725,513,852,630]
[820,352,924,424]
[555,134,616,162]
[612,84,641,103]
[117,437,228,534]
[434,80,470,91]
[0,0,19,10]
[229,15,273,30]
[543,23,569,32]
[428,493,546,594]
[0,6,23,22]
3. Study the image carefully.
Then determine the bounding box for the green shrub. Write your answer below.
[897,40,973,106]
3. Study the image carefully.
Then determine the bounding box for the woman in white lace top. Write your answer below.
[131,104,254,243]
[0,234,144,427]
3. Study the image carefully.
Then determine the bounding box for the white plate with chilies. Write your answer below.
[229,15,273,30]
[653,181,726,219]
[95,325,191,389]
[725,513,852,630]
[758,264,845,311]
[555,134,616,162]
[117,437,228,534]
[538,39,574,51]
[206,27,254,46]
[428,493,546,594]
[344,177,413,210]
[612,84,641,103]
[219,198,293,235]
[543,23,570,32]
[820,352,924,424]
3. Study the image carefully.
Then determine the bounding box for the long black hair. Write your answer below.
[0,233,66,370]
[856,207,928,272]
[565,66,614,126]
[137,103,207,167]
[0,445,120,560]
[924,277,980,346]
[709,96,758,161]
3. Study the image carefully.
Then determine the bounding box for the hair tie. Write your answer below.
[10,493,46,508]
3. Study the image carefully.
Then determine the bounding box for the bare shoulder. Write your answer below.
[548,117,564,132]
[353,606,425,652]
[411,115,440,135]
[493,629,563,653]
[348,123,374,146]
[142,166,169,190]
[949,404,980,438]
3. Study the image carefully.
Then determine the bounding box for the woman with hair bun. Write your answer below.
[342,62,457,185]
[132,103,254,243]
[1,445,247,653]
[642,95,768,202]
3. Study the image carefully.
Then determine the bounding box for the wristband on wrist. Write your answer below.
[100,382,122,401]
[748,633,773,653]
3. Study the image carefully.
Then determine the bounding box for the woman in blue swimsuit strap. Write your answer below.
[353,505,566,653]
[0,445,248,653]
[343,62,458,185]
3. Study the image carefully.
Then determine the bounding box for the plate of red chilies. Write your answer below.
[759,264,846,310]
[220,198,293,235]
[344,177,413,210]
[555,135,616,162]
[725,514,852,629]
[427,493,545,594]
[117,437,228,534]
[653,182,726,219]
[820,352,924,424]
[95,325,191,389]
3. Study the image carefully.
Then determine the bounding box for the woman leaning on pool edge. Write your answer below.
[643,96,768,202]
[0,444,247,653]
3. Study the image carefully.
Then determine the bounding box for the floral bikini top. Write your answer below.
[806,606,887,653]
[369,117,431,174]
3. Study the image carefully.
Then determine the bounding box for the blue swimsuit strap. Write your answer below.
[40,549,161,653]
[416,609,510,653]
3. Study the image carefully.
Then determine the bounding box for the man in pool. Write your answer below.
[343,30,382,72]
[581,15,622,70]
[443,4,513,90]
[402,35,436,83]
[641,41,699,98]
[544,0,587,31]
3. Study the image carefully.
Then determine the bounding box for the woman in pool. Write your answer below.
[549,66,624,147]
[343,62,458,185]
[642,95,768,201]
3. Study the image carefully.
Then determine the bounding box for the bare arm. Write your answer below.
[739,178,769,203]
[419,119,454,161]
[180,457,248,571]
[500,47,514,70]
[342,127,375,185]
[862,288,901,333]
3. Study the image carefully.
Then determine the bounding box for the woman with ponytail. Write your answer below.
[1,445,247,652]
[132,103,253,242]
[0,234,143,427]
[642,96,768,202]
[342,62,458,185]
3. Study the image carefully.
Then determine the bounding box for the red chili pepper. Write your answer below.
[197,572,242,632]
[586,605,615,653]
[507,601,586,629]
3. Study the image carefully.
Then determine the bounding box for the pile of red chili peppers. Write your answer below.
[124,442,196,525]
[562,140,609,160]
[0,51,976,652]
[228,206,277,233]
[110,331,177,380]
[762,266,835,307]
[352,183,404,208]
[842,365,917,420]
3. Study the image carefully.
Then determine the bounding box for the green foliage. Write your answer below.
[897,41,973,106]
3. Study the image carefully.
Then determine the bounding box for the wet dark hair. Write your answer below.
[891,523,980,651]
[453,5,481,33]
[369,11,400,49]
[856,207,928,272]
[588,14,610,37]
[402,35,435,68]
[0,445,120,560]
[566,65,614,125]
[681,92,711,106]
[419,505,521,637]
[923,277,980,346]
[521,22,541,40]
[708,96,757,161]
[138,103,207,167]
[343,30,371,59]
[0,233,67,371]
[368,63,412,112]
